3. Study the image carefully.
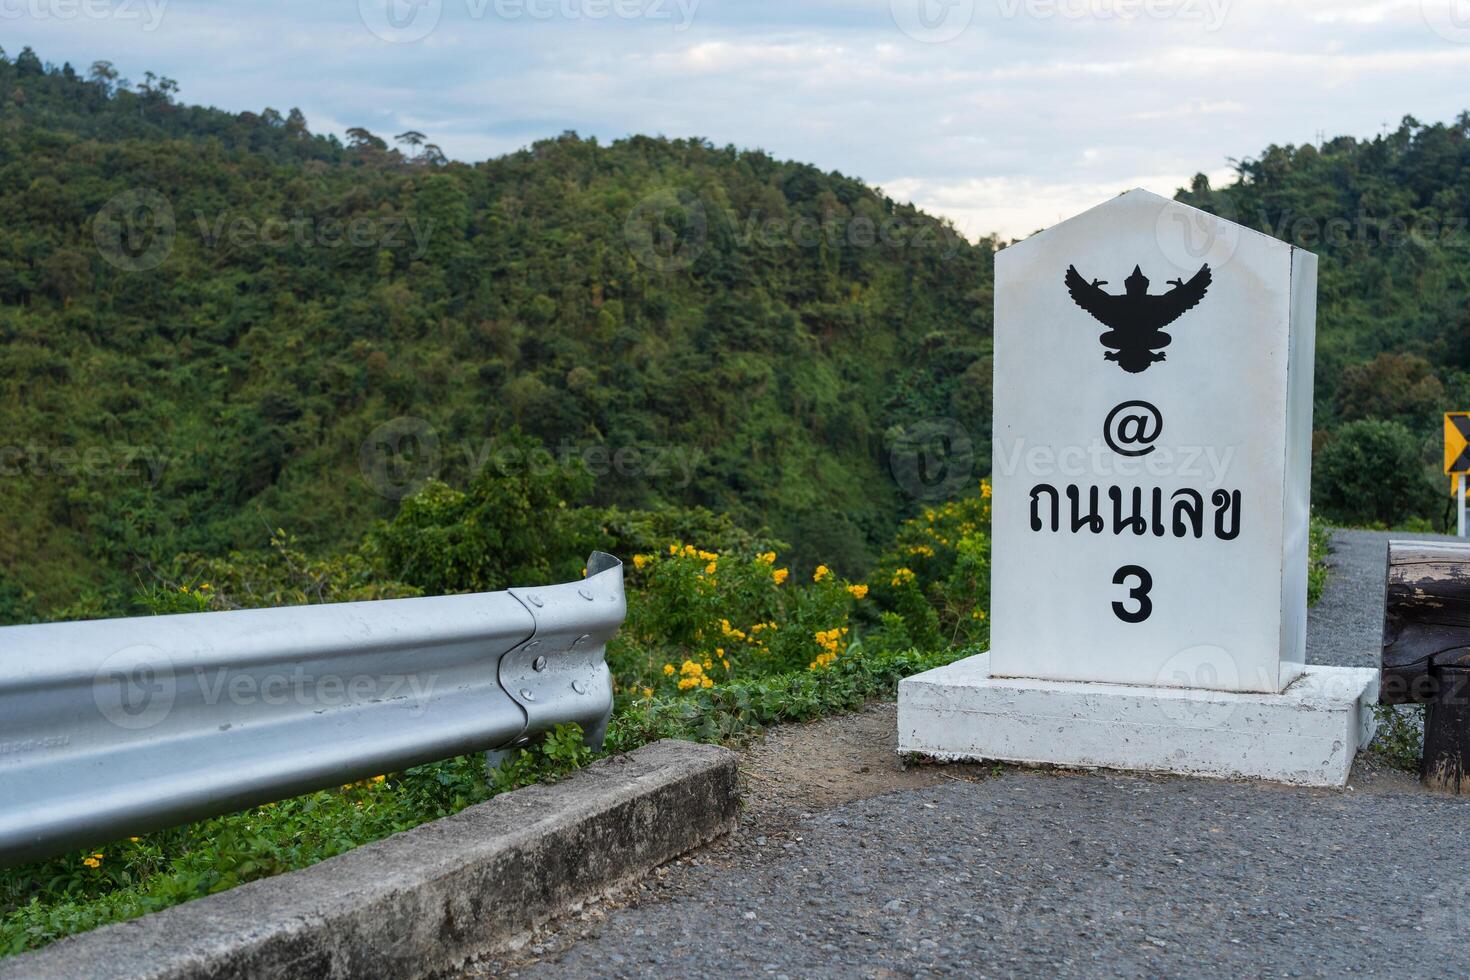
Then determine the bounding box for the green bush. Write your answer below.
[371,431,595,594]
[1313,419,1438,527]
[135,530,422,615]
[1369,704,1424,773]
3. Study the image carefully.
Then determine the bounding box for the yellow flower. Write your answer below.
[813,565,831,582]
[669,544,680,555]
[705,561,718,575]
[663,663,675,676]
[847,584,868,600]
[633,554,651,570]
[200,583,212,590]
[773,568,789,586]
[891,568,916,587]
[981,481,992,499]
[83,857,101,868]
[808,640,840,669]
[701,676,714,688]
[129,837,140,843]
[642,686,654,698]
[678,677,700,690]
[757,551,776,565]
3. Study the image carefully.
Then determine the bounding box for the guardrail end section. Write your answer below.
[500,553,626,753]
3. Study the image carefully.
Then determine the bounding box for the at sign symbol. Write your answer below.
[1104,400,1163,458]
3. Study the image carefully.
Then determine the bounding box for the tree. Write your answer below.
[14,47,42,76]
[345,127,387,152]
[88,60,117,91]
[39,248,90,301]
[1314,419,1438,527]
[1334,352,1444,424]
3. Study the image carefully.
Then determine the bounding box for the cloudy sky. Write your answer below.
[9,0,1470,238]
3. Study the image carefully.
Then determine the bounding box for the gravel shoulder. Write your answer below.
[1306,528,1461,669]
[460,529,1468,979]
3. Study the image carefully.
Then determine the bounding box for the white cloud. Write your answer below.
[7,0,1469,239]
[883,168,1236,242]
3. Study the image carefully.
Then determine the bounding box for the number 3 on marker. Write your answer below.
[1112,565,1153,623]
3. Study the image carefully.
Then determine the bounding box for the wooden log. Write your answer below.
[1380,540,1470,706]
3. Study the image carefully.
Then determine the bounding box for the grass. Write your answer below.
[1369,704,1425,773]
[1307,515,1332,607]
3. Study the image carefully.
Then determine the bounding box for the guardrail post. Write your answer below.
[1380,540,1470,793]
[1423,665,1470,793]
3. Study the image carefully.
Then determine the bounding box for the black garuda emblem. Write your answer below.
[1064,263,1212,373]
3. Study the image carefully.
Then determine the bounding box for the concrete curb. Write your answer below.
[1,739,739,980]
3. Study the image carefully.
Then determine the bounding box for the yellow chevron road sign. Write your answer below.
[1446,413,1470,475]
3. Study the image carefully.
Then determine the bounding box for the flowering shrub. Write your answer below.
[870,480,992,654]
[614,544,866,689]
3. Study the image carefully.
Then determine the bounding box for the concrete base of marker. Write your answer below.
[898,653,1379,787]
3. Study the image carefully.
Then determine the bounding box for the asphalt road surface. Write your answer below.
[485,530,1467,979]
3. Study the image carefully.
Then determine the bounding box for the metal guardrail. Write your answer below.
[0,552,625,867]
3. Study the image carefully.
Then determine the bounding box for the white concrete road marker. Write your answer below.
[899,189,1377,786]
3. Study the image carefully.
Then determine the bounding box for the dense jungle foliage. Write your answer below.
[2,44,1469,622]
[0,47,993,621]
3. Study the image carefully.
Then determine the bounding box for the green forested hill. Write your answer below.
[1179,118,1470,391]
[4,44,1469,623]
[0,47,993,619]
[1177,117,1470,527]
